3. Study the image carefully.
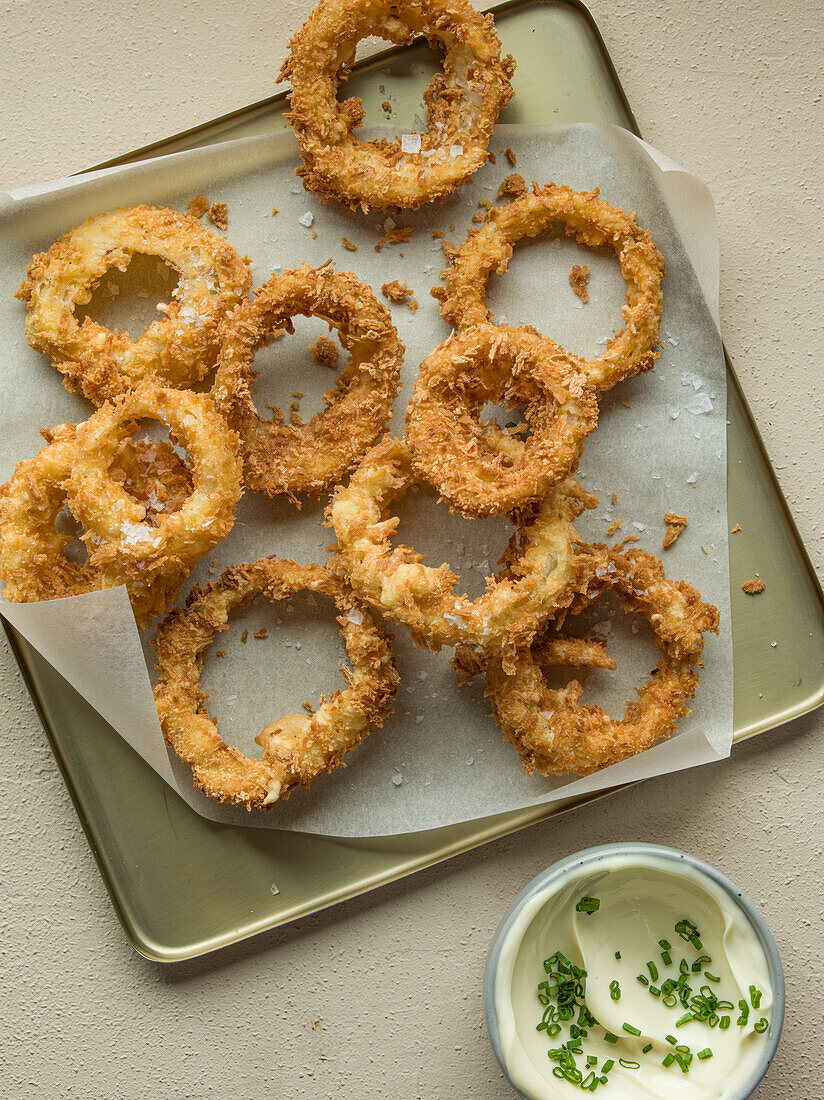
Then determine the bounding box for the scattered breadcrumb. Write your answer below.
[606,518,623,537]
[341,236,357,251]
[254,628,269,639]
[241,629,249,643]
[271,206,279,215]
[611,492,617,506]
[498,172,527,199]
[381,100,392,115]
[742,579,765,595]
[570,264,590,303]
[621,400,632,409]
[302,700,316,714]
[207,201,228,230]
[289,399,303,425]
[701,545,708,554]
[187,193,210,219]
[731,523,741,534]
[216,649,226,658]
[618,535,640,547]
[375,226,412,251]
[663,513,688,548]
[311,228,317,239]
[488,151,496,164]
[381,279,419,311]
[310,335,339,370]
[504,146,517,166]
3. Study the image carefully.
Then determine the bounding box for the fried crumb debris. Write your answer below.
[731,523,741,533]
[302,700,316,714]
[254,628,269,639]
[663,513,688,548]
[381,100,392,115]
[488,151,496,164]
[432,229,444,239]
[207,201,228,230]
[498,172,527,199]
[374,226,412,252]
[742,578,765,595]
[611,491,618,506]
[701,545,708,554]
[241,629,249,643]
[310,335,339,370]
[570,264,590,303]
[607,518,623,536]
[216,649,226,658]
[504,146,517,166]
[187,193,210,219]
[311,228,318,239]
[381,279,419,311]
[340,236,357,251]
[618,534,640,547]
[621,400,632,409]
[472,198,494,223]
[289,399,303,425]
[271,206,279,215]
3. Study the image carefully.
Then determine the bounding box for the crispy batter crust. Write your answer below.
[153,558,398,809]
[481,546,719,776]
[278,0,515,211]
[569,263,589,303]
[212,264,403,500]
[381,279,419,311]
[0,421,200,626]
[405,324,597,517]
[63,383,242,625]
[16,205,252,404]
[432,183,665,390]
[327,435,599,658]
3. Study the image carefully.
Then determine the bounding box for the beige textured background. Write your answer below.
[1,1,822,1096]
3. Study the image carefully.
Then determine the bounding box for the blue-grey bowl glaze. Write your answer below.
[485,843,785,1100]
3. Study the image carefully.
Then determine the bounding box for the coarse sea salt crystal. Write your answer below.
[346,608,364,625]
[633,522,646,531]
[449,143,463,157]
[401,133,422,154]
[667,405,681,420]
[685,393,713,415]
[298,211,314,228]
[392,773,403,786]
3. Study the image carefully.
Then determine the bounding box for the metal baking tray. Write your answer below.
[4,0,824,962]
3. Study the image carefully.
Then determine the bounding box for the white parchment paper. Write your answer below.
[0,123,732,835]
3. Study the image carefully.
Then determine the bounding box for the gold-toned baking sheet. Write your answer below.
[4,0,824,960]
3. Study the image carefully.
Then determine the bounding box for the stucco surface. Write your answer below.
[1,1,822,1097]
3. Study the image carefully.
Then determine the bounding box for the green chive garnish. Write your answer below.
[604,1032,618,1044]
[675,1012,692,1028]
[622,1023,641,1036]
[692,955,712,972]
[575,896,601,914]
[750,985,762,1009]
[642,1043,653,1054]
[704,972,721,983]
[661,950,672,966]
[619,1059,640,1069]
[662,1053,676,1068]
[719,1016,731,1030]
[647,961,659,981]
[636,974,649,987]
[614,950,621,960]
[609,980,621,1001]
[697,1048,714,1060]
[754,1017,769,1034]
[602,1059,615,1073]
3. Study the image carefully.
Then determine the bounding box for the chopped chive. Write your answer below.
[674,1053,691,1073]
[692,955,712,972]
[659,939,672,951]
[604,1032,618,1044]
[575,896,601,914]
[586,1055,598,1066]
[636,974,649,987]
[675,1045,691,1055]
[602,1059,615,1074]
[614,950,622,960]
[750,985,763,1009]
[679,959,690,975]
[675,1013,692,1028]
[649,986,661,997]
[609,980,621,1001]
[697,1048,714,1060]
[716,1000,734,1011]
[662,1053,676,1068]
[754,1018,769,1034]
[642,1043,653,1054]
[619,1059,641,1069]
[622,1023,642,1036]
[719,1016,731,1030]
[737,999,750,1026]
[704,972,721,983]
[665,1035,677,1045]
[647,961,659,981]
[663,994,678,1007]
[660,950,673,966]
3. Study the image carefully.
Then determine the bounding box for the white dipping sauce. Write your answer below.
[494,854,773,1099]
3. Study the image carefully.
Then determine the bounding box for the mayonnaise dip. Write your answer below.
[493,852,774,1099]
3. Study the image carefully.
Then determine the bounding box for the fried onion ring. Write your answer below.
[278,0,515,211]
[16,205,252,404]
[153,558,399,809]
[433,184,665,390]
[327,435,598,656]
[405,323,598,517]
[212,264,403,500]
[0,423,196,625]
[480,546,719,777]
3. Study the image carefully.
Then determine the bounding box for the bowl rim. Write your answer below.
[484,841,785,1100]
